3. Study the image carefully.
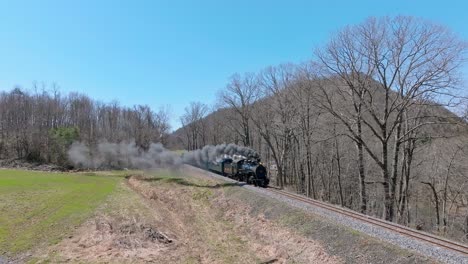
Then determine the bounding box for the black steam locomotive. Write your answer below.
[207,156,269,187]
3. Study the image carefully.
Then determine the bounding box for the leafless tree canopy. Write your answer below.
[179,102,209,151]
[0,87,171,165]
[315,16,467,221]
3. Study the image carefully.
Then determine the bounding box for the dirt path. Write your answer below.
[37,170,341,263]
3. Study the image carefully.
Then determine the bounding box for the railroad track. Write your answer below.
[267,187,468,256]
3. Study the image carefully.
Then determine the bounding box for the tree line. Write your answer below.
[0,86,171,165]
[178,16,468,241]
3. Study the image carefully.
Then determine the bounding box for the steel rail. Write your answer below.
[268,188,468,256]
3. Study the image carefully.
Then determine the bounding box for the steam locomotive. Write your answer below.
[207,155,270,187]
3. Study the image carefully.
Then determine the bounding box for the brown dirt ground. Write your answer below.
[37,171,342,263]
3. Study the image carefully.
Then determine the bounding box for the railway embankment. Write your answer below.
[36,168,339,263]
[186,165,468,264]
[26,166,462,263]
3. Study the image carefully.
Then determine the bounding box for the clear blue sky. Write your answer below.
[1,0,467,130]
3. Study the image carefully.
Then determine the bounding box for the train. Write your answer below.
[206,155,270,187]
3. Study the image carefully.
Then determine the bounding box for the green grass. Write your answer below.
[0,169,121,255]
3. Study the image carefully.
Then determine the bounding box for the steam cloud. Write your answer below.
[67,141,258,170]
[68,140,181,169]
[182,143,259,167]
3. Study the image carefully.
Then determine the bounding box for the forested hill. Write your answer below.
[172,16,468,243]
[171,73,468,242]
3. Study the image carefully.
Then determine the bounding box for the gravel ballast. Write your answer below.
[185,165,468,264]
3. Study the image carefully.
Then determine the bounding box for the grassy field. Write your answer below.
[1,168,431,263]
[0,169,121,256]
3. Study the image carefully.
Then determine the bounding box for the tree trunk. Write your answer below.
[356,115,367,214]
[335,135,344,207]
[422,181,440,230]
[391,118,402,221]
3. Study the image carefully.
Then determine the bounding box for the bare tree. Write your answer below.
[219,73,260,147]
[251,65,299,188]
[180,102,208,150]
[316,16,466,220]
[290,63,323,198]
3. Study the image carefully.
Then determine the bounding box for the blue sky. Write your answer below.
[1,0,467,130]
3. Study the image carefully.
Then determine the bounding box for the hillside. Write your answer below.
[170,75,468,243]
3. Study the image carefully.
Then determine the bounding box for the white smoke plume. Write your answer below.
[67,140,182,169]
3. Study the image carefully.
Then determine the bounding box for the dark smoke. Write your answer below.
[68,141,258,170]
[67,140,182,169]
[182,143,259,167]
